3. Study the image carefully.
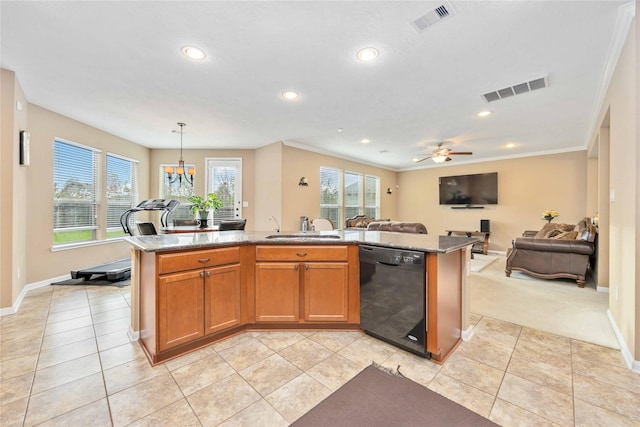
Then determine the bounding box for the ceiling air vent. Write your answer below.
[411,2,456,32]
[482,76,549,103]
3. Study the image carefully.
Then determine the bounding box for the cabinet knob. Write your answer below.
[198,258,211,263]
[296,252,307,257]
[206,271,211,277]
[294,264,299,270]
[305,264,309,270]
[199,271,205,278]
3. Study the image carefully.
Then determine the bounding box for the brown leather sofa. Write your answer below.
[344,215,427,234]
[366,221,427,234]
[505,218,596,287]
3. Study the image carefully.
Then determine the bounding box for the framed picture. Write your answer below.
[19,130,30,166]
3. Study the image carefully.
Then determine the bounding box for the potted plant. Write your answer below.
[188,193,224,228]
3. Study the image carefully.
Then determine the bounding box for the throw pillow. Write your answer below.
[552,231,579,239]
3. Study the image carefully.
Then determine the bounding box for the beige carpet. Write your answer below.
[469,255,619,349]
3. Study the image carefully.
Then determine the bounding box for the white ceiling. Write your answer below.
[0,1,631,170]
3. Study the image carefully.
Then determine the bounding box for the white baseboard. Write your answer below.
[0,274,70,317]
[461,325,474,341]
[128,326,139,341]
[607,309,640,373]
[597,286,610,293]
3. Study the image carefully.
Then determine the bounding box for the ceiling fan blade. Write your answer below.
[414,156,432,163]
[445,157,453,162]
[447,151,473,155]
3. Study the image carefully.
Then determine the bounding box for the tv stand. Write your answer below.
[451,205,484,209]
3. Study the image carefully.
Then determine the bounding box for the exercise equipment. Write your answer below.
[120,199,180,236]
[70,258,131,281]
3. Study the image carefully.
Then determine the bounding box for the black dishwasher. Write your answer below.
[359,245,429,358]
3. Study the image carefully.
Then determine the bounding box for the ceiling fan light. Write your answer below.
[432,155,447,163]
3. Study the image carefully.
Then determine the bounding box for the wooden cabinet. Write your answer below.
[255,245,350,323]
[137,243,359,365]
[255,263,300,322]
[140,246,242,360]
[158,270,204,351]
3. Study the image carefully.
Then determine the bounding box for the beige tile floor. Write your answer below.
[2,284,640,426]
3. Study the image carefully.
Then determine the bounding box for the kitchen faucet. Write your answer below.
[269,216,280,233]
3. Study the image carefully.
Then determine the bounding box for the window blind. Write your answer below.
[53,139,101,244]
[365,175,380,218]
[344,172,363,220]
[320,167,342,226]
[210,165,237,222]
[106,154,138,236]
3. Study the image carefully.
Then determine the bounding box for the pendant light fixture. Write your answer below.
[164,122,195,186]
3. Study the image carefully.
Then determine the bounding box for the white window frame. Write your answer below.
[365,175,381,219]
[344,171,363,220]
[106,152,138,238]
[53,138,101,246]
[205,157,243,223]
[319,166,343,227]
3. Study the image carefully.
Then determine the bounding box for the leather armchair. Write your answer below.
[505,219,596,287]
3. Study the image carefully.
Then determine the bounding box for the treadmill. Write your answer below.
[70,199,179,282]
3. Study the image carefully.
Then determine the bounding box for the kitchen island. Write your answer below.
[126,230,477,365]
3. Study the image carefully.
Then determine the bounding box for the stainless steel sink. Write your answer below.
[265,234,341,240]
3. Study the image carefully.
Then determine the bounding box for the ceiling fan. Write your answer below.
[414,142,473,164]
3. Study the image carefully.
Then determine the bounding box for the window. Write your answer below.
[159,164,196,221]
[320,167,380,226]
[365,175,380,218]
[206,158,243,224]
[344,172,363,220]
[106,154,138,238]
[320,167,342,226]
[53,139,101,244]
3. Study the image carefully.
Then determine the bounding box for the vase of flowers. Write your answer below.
[542,210,559,223]
[188,193,224,228]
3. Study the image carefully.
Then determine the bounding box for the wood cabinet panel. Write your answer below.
[204,264,241,334]
[158,270,204,351]
[158,247,239,274]
[255,245,348,262]
[304,263,349,322]
[255,263,300,322]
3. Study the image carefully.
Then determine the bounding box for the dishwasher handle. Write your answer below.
[377,260,400,267]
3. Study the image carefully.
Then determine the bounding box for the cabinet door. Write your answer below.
[255,263,300,322]
[304,262,349,322]
[158,270,204,351]
[204,264,241,334]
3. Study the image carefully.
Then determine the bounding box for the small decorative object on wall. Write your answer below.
[298,177,308,186]
[19,130,30,166]
[386,187,393,194]
[542,210,559,223]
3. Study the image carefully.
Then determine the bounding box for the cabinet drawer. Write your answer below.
[158,247,240,274]
[255,245,349,262]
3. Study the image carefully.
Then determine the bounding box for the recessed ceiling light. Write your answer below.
[282,91,299,100]
[361,139,370,144]
[356,47,379,62]
[505,143,516,148]
[477,111,492,117]
[181,46,206,61]
[337,128,343,132]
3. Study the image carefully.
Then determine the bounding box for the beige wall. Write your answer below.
[280,143,398,231]
[254,142,283,231]
[595,11,638,360]
[397,151,589,253]
[24,105,150,285]
[0,69,28,308]
[149,148,256,229]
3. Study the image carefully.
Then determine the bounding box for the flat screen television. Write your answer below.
[439,172,498,205]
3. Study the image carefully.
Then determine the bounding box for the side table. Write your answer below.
[446,230,490,255]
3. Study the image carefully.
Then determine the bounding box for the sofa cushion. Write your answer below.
[534,223,576,238]
[551,230,579,240]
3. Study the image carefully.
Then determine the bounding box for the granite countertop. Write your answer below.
[125,230,479,254]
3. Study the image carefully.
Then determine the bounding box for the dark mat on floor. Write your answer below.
[292,364,499,427]
[51,275,130,288]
